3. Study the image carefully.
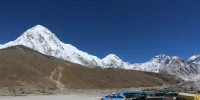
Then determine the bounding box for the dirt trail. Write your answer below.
[50,66,65,90]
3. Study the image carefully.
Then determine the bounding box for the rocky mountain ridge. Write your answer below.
[0,25,200,80]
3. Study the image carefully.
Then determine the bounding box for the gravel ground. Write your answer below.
[0,94,103,100]
[0,85,169,100]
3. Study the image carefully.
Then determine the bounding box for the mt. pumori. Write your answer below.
[1,25,105,68]
[0,25,200,79]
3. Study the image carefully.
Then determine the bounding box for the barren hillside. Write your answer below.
[0,45,181,94]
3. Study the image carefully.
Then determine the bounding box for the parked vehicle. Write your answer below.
[102,89,179,100]
[176,93,200,100]
[103,90,144,100]
[146,96,172,100]
[165,92,179,100]
[143,90,156,96]
[159,90,174,94]
[121,90,144,100]
[103,93,124,100]
[154,92,166,96]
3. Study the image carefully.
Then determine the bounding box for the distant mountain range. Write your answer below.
[1,25,200,80]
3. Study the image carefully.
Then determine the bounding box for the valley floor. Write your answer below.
[0,86,169,100]
[0,94,103,100]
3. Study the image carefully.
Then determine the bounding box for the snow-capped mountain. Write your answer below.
[0,25,170,71]
[0,25,105,68]
[132,54,171,73]
[1,25,200,79]
[188,53,200,64]
[160,56,200,80]
[102,54,130,69]
[132,55,200,80]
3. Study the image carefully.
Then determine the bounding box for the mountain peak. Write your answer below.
[155,54,168,58]
[188,53,200,64]
[149,54,171,64]
[30,25,48,30]
[1,25,64,56]
[106,54,118,58]
[152,54,170,60]
[103,54,121,61]
[102,54,123,64]
[25,25,52,36]
[172,56,180,59]
[16,25,60,44]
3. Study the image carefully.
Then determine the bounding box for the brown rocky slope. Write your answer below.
[0,45,181,94]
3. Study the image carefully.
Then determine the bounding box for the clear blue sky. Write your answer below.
[0,0,200,63]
